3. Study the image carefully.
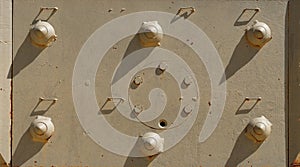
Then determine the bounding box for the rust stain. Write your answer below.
[208,101,211,106]
[292,152,300,167]
[147,154,158,161]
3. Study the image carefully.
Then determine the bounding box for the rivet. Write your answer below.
[183,105,193,114]
[133,76,143,85]
[158,62,168,71]
[183,76,193,86]
[85,80,90,86]
[192,97,198,101]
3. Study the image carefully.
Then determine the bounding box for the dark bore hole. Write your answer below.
[159,119,167,128]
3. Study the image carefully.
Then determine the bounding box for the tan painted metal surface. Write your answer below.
[7,0,296,166]
[0,0,12,165]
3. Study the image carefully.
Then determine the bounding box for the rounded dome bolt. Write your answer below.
[145,26,158,39]
[33,122,48,135]
[253,122,266,135]
[140,132,164,156]
[29,20,57,48]
[29,115,55,143]
[245,20,272,48]
[144,137,157,150]
[245,116,272,143]
[139,21,163,47]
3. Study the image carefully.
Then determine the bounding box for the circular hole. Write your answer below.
[158,119,167,128]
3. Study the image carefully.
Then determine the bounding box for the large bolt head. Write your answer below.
[245,20,272,47]
[33,122,48,135]
[140,132,164,156]
[139,21,163,47]
[245,116,272,143]
[29,20,57,47]
[30,116,55,143]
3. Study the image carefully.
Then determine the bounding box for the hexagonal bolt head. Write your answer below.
[245,116,272,143]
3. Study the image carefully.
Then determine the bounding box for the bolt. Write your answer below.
[254,27,265,39]
[85,80,90,86]
[120,8,126,12]
[133,104,143,114]
[33,122,47,135]
[183,76,192,86]
[145,26,158,39]
[192,97,198,101]
[253,122,266,135]
[144,137,157,150]
[133,75,143,85]
[158,62,168,71]
[183,105,193,114]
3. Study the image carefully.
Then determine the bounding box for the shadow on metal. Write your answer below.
[112,34,154,85]
[123,139,158,167]
[7,34,44,79]
[219,35,259,84]
[225,128,262,167]
[12,128,45,166]
[123,155,158,167]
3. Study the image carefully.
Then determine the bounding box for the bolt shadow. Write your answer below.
[219,35,260,84]
[12,128,45,166]
[112,34,154,85]
[7,34,44,79]
[225,128,262,167]
[123,155,158,167]
[123,139,158,167]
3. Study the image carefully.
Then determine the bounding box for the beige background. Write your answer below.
[11,0,290,166]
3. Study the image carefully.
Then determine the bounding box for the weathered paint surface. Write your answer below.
[9,0,292,166]
[0,0,12,165]
[289,0,300,165]
[292,153,300,167]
